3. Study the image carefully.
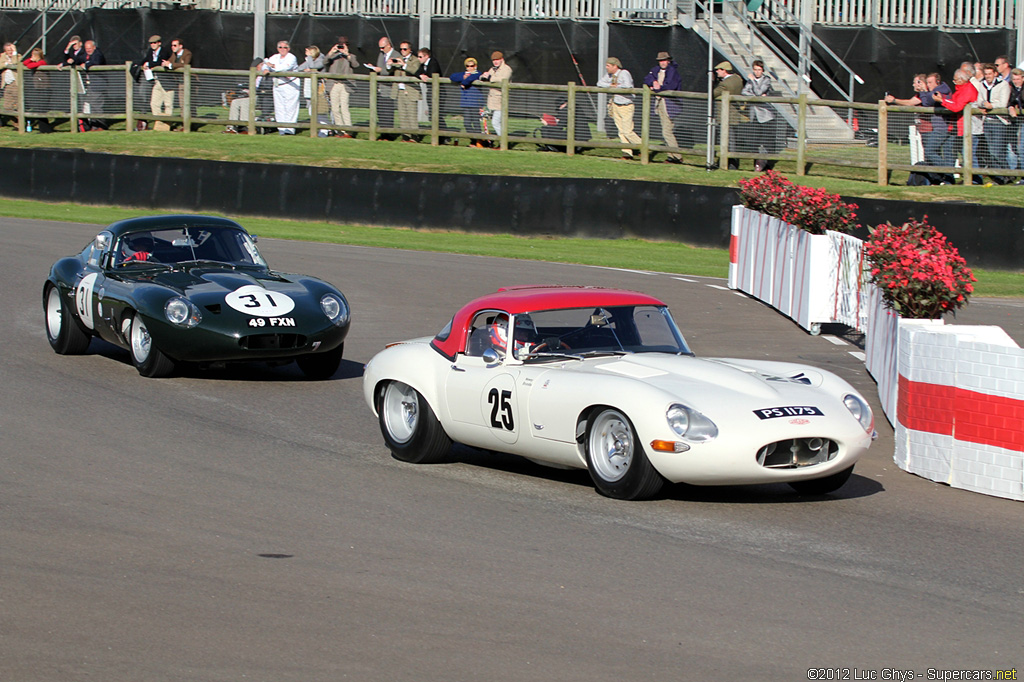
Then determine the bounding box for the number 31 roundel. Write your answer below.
[225,285,296,317]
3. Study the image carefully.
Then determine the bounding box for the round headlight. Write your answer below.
[666,403,718,442]
[667,405,689,436]
[164,297,201,328]
[843,394,874,433]
[321,293,350,326]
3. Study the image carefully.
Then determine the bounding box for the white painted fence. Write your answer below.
[752,0,1018,29]
[0,0,1017,27]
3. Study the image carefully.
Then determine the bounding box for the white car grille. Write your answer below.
[756,438,838,469]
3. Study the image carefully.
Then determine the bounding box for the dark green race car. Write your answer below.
[44,215,350,378]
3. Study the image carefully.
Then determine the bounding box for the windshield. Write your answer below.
[508,305,692,360]
[113,226,267,268]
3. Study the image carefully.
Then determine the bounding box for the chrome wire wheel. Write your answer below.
[382,380,419,445]
[45,286,63,342]
[130,315,153,365]
[587,409,634,483]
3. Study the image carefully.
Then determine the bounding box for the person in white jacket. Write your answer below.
[262,41,299,135]
[977,63,1011,183]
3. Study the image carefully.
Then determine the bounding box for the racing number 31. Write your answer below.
[488,388,514,430]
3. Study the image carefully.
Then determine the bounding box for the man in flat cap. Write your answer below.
[138,35,173,129]
[713,61,743,169]
[644,51,684,163]
[479,50,512,138]
[597,56,642,160]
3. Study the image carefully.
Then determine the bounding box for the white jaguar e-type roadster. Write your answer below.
[363,286,875,500]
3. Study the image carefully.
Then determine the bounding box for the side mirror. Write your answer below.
[481,347,502,365]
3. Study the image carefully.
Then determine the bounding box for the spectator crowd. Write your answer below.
[884,56,1024,185]
[3,32,1023,178]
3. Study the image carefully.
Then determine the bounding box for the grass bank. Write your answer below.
[4,197,1020,298]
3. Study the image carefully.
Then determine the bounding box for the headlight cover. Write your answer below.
[320,293,350,327]
[164,297,201,328]
[843,393,874,433]
[666,404,718,442]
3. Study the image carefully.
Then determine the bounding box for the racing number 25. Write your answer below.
[488,388,514,430]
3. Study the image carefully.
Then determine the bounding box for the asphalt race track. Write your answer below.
[3,217,1022,681]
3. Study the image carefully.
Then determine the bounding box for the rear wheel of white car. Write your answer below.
[296,343,344,380]
[44,283,91,355]
[378,380,451,464]
[789,465,854,495]
[585,408,664,500]
[128,312,176,378]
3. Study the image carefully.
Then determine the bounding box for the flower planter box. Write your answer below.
[728,205,838,335]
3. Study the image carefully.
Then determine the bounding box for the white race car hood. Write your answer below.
[587,354,826,402]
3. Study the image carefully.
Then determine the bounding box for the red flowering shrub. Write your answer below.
[864,217,975,319]
[738,170,858,235]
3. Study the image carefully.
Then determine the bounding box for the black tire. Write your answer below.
[44,283,91,355]
[585,408,664,500]
[296,343,344,380]
[789,465,855,495]
[377,380,451,464]
[127,312,176,378]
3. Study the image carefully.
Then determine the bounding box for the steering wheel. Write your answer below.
[532,337,571,353]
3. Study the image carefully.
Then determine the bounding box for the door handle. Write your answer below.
[450,364,465,372]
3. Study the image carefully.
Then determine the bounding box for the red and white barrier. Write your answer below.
[731,206,1024,501]
[893,323,1022,500]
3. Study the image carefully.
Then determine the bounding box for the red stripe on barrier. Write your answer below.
[729,233,738,265]
[898,375,1024,451]
[898,375,955,436]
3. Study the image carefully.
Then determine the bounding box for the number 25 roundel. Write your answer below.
[225,285,296,317]
[482,374,519,445]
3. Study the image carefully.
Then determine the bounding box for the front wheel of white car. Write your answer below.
[585,408,664,500]
[789,465,854,495]
[378,380,451,464]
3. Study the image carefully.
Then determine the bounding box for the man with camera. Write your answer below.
[322,36,359,136]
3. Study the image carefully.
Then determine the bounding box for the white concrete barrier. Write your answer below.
[731,206,1024,501]
[894,323,1022,500]
[728,205,867,334]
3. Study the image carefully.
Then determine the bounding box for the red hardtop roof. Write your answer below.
[431,285,667,359]
[474,285,666,313]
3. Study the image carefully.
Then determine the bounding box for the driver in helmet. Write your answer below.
[488,313,537,358]
[120,233,155,263]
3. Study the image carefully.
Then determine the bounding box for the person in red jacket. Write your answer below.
[934,68,979,183]
[21,46,53,132]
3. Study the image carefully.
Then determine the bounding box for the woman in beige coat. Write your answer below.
[1,42,21,123]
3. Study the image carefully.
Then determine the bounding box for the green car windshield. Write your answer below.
[114,227,267,268]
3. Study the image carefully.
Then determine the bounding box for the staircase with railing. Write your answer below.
[683,0,862,143]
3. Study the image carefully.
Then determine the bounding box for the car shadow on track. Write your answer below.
[87,338,363,382]
[443,444,884,503]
